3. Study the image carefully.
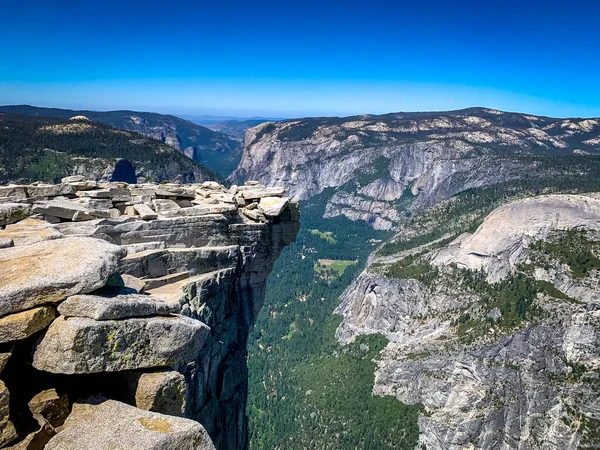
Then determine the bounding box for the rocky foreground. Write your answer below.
[0,178,298,449]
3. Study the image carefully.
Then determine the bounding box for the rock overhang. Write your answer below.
[0,178,298,449]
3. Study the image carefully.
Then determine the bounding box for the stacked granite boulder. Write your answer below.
[0,176,289,227]
[0,236,213,449]
[0,178,297,449]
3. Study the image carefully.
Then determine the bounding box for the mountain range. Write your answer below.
[232,107,600,229]
[0,112,216,184]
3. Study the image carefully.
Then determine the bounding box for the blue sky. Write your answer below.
[0,0,599,118]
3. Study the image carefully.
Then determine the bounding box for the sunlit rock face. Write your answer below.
[335,194,600,450]
[431,194,600,281]
[230,108,600,230]
[0,179,298,450]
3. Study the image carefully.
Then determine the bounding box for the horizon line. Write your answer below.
[1,103,598,121]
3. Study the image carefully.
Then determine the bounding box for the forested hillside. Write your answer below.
[0,105,241,176]
[247,192,424,449]
[0,113,217,183]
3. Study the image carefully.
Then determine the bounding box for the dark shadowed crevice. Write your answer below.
[110,159,137,184]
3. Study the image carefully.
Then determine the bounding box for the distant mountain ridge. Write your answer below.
[0,112,217,184]
[0,105,242,176]
[179,114,284,125]
[205,119,280,141]
[231,106,600,229]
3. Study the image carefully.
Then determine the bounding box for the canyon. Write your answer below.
[234,108,600,449]
[3,106,600,449]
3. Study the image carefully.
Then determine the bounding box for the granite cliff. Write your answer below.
[230,107,600,230]
[233,108,600,448]
[0,178,298,449]
[337,194,600,449]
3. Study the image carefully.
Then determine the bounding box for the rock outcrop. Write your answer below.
[230,108,600,230]
[0,179,298,449]
[45,398,215,450]
[431,193,600,281]
[130,371,188,416]
[335,194,600,449]
[0,237,125,317]
[32,315,210,374]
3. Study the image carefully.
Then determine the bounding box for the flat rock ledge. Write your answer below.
[57,293,179,320]
[32,315,210,374]
[45,398,215,450]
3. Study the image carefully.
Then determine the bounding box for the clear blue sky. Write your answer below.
[1,0,599,118]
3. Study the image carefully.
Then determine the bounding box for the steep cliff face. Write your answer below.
[233,108,600,449]
[0,179,297,449]
[336,194,600,449]
[230,108,600,230]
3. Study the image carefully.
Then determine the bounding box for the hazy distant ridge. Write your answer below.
[0,105,242,176]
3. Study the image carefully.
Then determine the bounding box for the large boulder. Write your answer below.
[0,219,63,246]
[57,294,179,320]
[32,315,209,374]
[31,199,89,220]
[240,186,286,200]
[152,199,181,213]
[26,184,77,199]
[75,189,111,199]
[0,203,31,227]
[129,371,187,416]
[0,381,17,447]
[0,186,27,201]
[45,398,215,450]
[155,186,196,199]
[72,197,113,210]
[28,388,70,429]
[0,237,126,317]
[241,208,267,223]
[133,204,158,220]
[0,306,56,344]
[258,196,289,216]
